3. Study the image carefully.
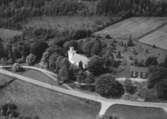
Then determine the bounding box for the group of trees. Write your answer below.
[21,28,124,97]
[147,56,167,100]
[134,56,159,67]
[1,0,167,29]
[0,0,90,28]
[0,103,39,119]
[95,74,124,98]
[97,0,167,16]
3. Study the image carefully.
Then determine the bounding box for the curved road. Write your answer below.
[0,66,167,118]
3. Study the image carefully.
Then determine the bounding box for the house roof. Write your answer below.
[130,66,149,73]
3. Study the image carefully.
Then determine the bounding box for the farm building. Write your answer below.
[68,47,89,69]
[130,66,149,79]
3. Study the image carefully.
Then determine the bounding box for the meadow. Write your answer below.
[0,74,100,119]
[139,24,167,50]
[94,17,167,40]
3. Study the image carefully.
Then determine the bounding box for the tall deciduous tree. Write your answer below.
[58,65,69,83]
[95,74,124,98]
[148,67,167,99]
[87,55,105,76]
[0,39,5,58]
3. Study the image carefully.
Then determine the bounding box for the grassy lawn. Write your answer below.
[139,24,167,50]
[0,74,100,119]
[21,69,58,86]
[105,104,167,119]
[23,16,118,32]
[95,17,167,40]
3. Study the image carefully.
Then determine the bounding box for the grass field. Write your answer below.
[24,16,116,32]
[1,73,167,119]
[105,104,167,119]
[0,74,100,119]
[0,28,22,40]
[21,70,58,86]
[139,24,167,50]
[94,17,167,40]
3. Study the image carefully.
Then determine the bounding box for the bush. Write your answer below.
[12,63,24,72]
[95,74,124,98]
[1,103,19,118]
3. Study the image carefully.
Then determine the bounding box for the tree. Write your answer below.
[87,55,105,76]
[73,29,91,40]
[76,71,87,83]
[145,56,158,66]
[127,35,134,47]
[102,115,120,119]
[95,74,124,98]
[12,63,24,72]
[148,67,167,99]
[1,103,19,118]
[85,72,95,84]
[102,46,115,69]
[58,65,69,83]
[161,55,167,68]
[56,57,70,72]
[30,41,48,60]
[26,53,37,66]
[81,38,94,56]
[46,45,63,55]
[0,39,5,58]
[156,79,167,100]
[48,53,59,71]
[90,39,102,56]
[63,40,78,52]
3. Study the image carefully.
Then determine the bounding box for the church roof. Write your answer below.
[70,53,89,65]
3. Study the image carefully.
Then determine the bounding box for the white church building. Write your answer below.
[68,47,89,69]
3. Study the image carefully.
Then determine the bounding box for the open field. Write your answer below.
[94,17,167,40]
[1,70,167,119]
[0,28,22,40]
[105,104,167,119]
[0,74,100,119]
[139,25,167,50]
[24,16,117,32]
